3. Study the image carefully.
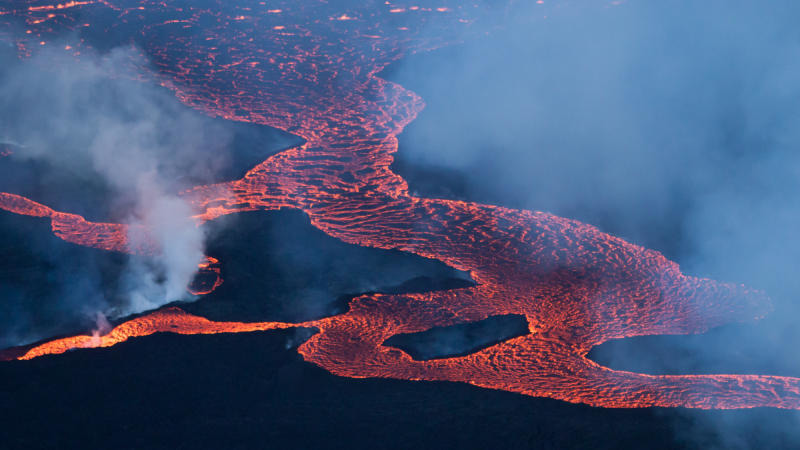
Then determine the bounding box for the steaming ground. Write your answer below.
[0,206,473,349]
[388,0,800,374]
[388,0,800,268]
[0,45,301,346]
[176,209,473,323]
[2,1,799,448]
[385,0,800,445]
[0,210,128,348]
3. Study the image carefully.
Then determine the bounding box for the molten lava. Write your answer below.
[0,192,146,253]
[2,0,799,410]
[188,256,223,295]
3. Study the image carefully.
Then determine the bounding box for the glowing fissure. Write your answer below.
[2,0,799,409]
[187,256,223,295]
[0,192,147,253]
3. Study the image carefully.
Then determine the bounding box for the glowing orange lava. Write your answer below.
[2,0,799,409]
[188,256,223,295]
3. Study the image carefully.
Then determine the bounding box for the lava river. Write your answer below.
[1,0,799,409]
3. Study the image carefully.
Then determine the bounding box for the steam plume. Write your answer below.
[0,44,229,342]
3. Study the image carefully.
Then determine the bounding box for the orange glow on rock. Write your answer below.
[27,1,94,12]
[2,0,799,411]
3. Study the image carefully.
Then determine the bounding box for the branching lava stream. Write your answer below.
[1,0,798,409]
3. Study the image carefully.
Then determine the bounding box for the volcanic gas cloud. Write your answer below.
[1,0,799,409]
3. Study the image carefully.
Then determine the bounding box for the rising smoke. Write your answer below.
[0,44,231,343]
[388,0,800,444]
[392,0,800,362]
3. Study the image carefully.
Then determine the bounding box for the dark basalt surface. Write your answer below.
[385,26,800,392]
[178,209,474,323]
[2,329,800,450]
[0,51,302,224]
[0,116,301,224]
[589,317,800,378]
[384,314,529,361]
[0,209,130,349]
[0,207,474,349]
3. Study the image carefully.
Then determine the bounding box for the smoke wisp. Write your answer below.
[390,0,800,361]
[388,0,800,444]
[0,44,232,343]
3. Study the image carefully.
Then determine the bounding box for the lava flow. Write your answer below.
[2,0,800,410]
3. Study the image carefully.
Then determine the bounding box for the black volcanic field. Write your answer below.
[3,140,800,450]
[4,198,796,449]
[3,43,800,450]
[2,199,799,450]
